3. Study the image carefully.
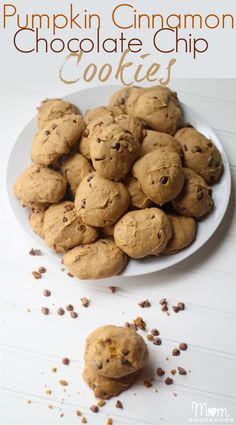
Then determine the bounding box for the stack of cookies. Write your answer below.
[13,86,223,279]
[83,325,148,399]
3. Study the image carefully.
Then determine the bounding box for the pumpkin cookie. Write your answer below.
[84,106,113,124]
[84,325,148,378]
[63,239,127,279]
[172,168,214,218]
[141,130,182,157]
[114,208,172,258]
[163,214,197,255]
[175,127,223,184]
[37,98,79,129]
[75,173,130,227]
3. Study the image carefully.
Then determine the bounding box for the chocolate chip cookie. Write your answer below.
[163,214,197,254]
[37,98,79,129]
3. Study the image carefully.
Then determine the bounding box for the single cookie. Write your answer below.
[84,325,148,378]
[175,127,223,184]
[61,153,94,198]
[32,114,85,165]
[43,201,98,252]
[63,239,127,279]
[84,107,113,124]
[83,364,139,399]
[75,173,130,227]
[132,149,185,205]
[114,208,172,258]
[141,130,182,157]
[28,208,45,238]
[14,165,67,208]
[37,98,79,129]
[90,119,140,181]
[172,168,214,218]
[163,214,197,255]
[125,175,153,209]
[127,86,184,135]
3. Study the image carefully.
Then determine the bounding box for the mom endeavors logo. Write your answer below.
[189,402,234,424]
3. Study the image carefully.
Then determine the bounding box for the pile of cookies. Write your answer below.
[13,86,223,279]
[83,325,148,399]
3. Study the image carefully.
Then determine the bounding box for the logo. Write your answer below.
[189,401,234,423]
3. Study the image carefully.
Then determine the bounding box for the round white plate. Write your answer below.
[6,85,231,278]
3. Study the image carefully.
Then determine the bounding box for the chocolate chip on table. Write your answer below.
[81,297,90,307]
[165,377,174,385]
[178,366,187,375]
[172,305,180,313]
[151,329,159,336]
[161,304,168,312]
[38,266,46,274]
[62,357,70,365]
[124,322,137,331]
[160,176,169,185]
[159,298,167,305]
[179,342,188,351]
[108,286,117,293]
[156,367,165,377]
[29,248,42,256]
[57,307,65,316]
[177,302,185,311]
[41,307,49,315]
[172,348,180,356]
[70,311,78,319]
[153,338,162,345]
[115,400,123,409]
[43,289,51,297]
[138,299,151,308]
[32,271,41,279]
[66,304,74,311]
[90,405,99,413]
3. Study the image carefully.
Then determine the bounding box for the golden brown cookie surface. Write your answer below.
[163,214,197,255]
[61,153,94,198]
[37,98,79,129]
[125,175,153,210]
[28,208,45,238]
[141,130,182,157]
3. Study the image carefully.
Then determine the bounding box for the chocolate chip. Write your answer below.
[38,266,46,274]
[177,302,185,310]
[208,188,213,195]
[63,217,68,223]
[57,307,65,316]
[64,204,74,211]
[81,199,86,208]
[67,272,73,277]
[83,129,89,137]
[159,298,167,305]
[207,141,213,147]
[70,311,78,319]
[208,156,215,167]
[124,322,137,331]
[43,289,51,297]
[138,299,151,308]
[78,224,86,233]
[115,400,123,409]
[161,304,168,312]
[94,157,105,161]
[62,357,70,365]
[197,189,203,200]
[192,146,202,153]
[45,130,50,136]
[178,366,187,375]
[172,305,180,313]
[183,144,188,151]
[157,231,163,239]
[160,176,168,184]
[112,142,121,150]
[179,342,188,351]
[121,358,131,366]
[90,405,99,413]
[87,175,94,182]
[108,286,116,293]
[122,349,129,356]
[66,304,74,311]
[156,367,165,377]
[95,362,103,370]
[165,377,174,385]
[151,329,159,336]
[29,248,42,256]
[172,348,180,356]
[133,316,146,330]
[119,97,125,105]
[41,307,49,315]
[153,338,162,345]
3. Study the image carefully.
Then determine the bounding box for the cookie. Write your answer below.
[125,175,153,210]
[175,127,223,184]
[114,208,172,258]
[61,153,94,198]
[172,168,214,218]
[75,173,130,227]
[63,239,127,279]
[84,325,148,378]
[132,149,185,205]
[32,114,85,165]
[83,364,139,399]
[90,118,140,180]
[28,208,45,238]
[13,165,67,208]
[163,214,197,255]
[37,98,79,129]
[79,115,112,159]
[127,86,183,135]
[141,130,182,157]
[108,87,141,116]
[84,107,113,124]
[43,201,98,252]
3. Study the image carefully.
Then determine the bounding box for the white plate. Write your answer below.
[6,85,231,278]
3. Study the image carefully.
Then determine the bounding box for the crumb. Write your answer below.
[138,299,151,308]
[38,266,46,274]
[59,380,68,386]
[66,304,74,311]
[51,367,57,373]
[146,334,154,341]
[32,271,41,279]
[81,417,87,423]
[81,297,90,307]
[70,311,78,319]
[106,419,113,425]
[41,307,49,315]
[76,410,82,416]
[143,379,153,388]
[46,389,52,395]
[108,286,116,293]
[26,400,32,404]
[133,316,146,330]
[97,400,106,407]
[43,289,51,297]
[62,357,70,365]
[171,369,177,375]
[48,404,53,409]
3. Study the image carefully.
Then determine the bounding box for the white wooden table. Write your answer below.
[1,80,236,425]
